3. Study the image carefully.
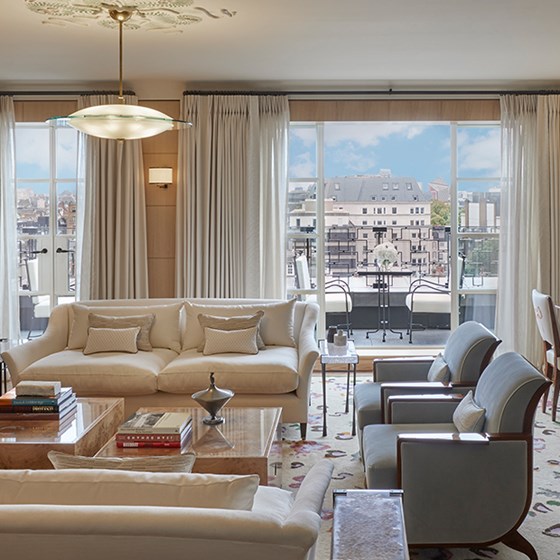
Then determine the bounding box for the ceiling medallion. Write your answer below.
[23,1,237,32]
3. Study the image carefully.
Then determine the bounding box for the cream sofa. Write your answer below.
[2,298,320,437]
[0,460,334,560]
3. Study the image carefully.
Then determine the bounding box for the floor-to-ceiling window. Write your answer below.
[15,123,81,337]
[287,120,501,347]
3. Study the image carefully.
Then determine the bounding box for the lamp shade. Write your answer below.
[48,104,189,141]
[149,168,173,185]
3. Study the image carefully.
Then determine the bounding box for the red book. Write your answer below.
[116,432,184,443]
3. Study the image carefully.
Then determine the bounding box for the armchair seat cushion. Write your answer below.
[405,293,451,314]
[362,423,455,489]
[307,293,352,313]
[19,349,178,395]
[158,347,299,394]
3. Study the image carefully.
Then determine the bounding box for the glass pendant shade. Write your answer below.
[50,104,189,141]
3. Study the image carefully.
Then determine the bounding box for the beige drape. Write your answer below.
[175,95,289,298]
[0,96,19,340]
[77,95,149,300]
[497,95,560,364]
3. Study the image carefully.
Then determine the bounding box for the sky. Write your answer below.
[289,122,501,189]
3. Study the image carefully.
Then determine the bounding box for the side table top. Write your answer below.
[319,340,359,364]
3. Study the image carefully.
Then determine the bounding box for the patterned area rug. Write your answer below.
[281,374,560,560]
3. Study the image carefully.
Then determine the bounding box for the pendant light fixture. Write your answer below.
[47,8,191,141]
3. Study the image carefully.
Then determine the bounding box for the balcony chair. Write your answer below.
[531,288,560,421]
[404,252,466,343]
[361,351,550,559]
[294,254,353,335]
[354,320,500,443]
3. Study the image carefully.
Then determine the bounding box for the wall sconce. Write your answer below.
[148,167,173,189]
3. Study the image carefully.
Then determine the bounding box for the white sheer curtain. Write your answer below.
[175,94,289,298]
[497,95,560,364]
[0,96,19,340]
[77,94,149,300]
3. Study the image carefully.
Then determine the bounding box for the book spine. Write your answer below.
[0,390,73,407]
[0,402,77,421]
[116,441,184,448]
[116,433,184,442]
[117,421,192,435]
[0,404,61,413]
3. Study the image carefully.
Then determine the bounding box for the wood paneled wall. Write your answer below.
[140,100,180,298]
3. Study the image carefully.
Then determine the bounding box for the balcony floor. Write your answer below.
[351,327,450,348]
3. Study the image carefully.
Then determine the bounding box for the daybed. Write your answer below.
[0,459,334,560]
[2,298,319,437]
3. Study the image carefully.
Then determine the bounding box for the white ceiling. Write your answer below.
[2,0,560,98]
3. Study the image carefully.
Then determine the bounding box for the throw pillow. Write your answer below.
[426,353,450,382]
[47,450,196,473]
[88,313,155,351]
[203,326,259,355]
[0,469,259,510]
[68,302,182,353]
[196,311,265,352]
[83,327,140,355]
[183,299,296,350]
[453,390,486,433]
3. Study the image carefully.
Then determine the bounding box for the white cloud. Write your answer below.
[289,151,315,178]
[328,144,377,173]
[324,122,428,147]
[290,127,316,147]
[458,128,501,177]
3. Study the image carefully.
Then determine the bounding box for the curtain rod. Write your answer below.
[183,88,560,97]
[1,89,135,97]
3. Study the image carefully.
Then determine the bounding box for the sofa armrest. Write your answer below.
[386,394,464,423]
[373,357,434,382]
[1,305,70,385]
[397,434,531,545]
[296,303,320,400]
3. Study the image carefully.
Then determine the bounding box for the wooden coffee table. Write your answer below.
[96,406,282,485]
[0,397,124,469]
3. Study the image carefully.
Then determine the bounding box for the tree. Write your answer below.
[431,200,451,226]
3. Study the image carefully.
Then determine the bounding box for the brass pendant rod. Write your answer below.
[118,18,124,102]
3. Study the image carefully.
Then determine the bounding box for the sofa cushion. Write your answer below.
[89,313,155,351]
[158,346,299,394]
[47,450,197,473]
[0,469,259,510]
[203,326,259,356]
[68,303,182,353]
[83,327,140,355]
[197,311,265,351]
[19,348,178,396]
[183,299,296,350]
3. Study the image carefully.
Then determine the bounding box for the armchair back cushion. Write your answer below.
[442,321,500,384]
[475,351,547,433]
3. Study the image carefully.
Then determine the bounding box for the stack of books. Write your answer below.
[0,381,77,421]
[116,411,192,448]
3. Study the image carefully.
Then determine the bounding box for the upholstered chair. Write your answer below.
[361,351,550,560]
[354,320,500,442]
[531,288,560,421]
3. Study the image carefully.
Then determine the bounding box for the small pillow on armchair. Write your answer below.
[426,353,450,382]
[83,327,140,355]
[453,390,486,432]
[197,311,265,352]
[203,326,259,356]
[47,450,196,473]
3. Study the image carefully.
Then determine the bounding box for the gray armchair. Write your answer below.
[354,320,500,441]
[361,352,550,559]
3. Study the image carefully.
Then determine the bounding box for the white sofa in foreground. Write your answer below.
[2,298,320,438]
[0,460,334,560]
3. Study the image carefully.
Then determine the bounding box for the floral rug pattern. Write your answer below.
[281,375,560,560]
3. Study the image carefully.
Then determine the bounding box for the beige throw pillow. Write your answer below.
[47,450,196,473]
[203,326,259,355]
[453,390,486,432]
[183,299,296,350]
[197,311,265,352]
[83,327,140,355]
[0,469,259,510]
[89,313,155,351]
[68,302,182,352]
